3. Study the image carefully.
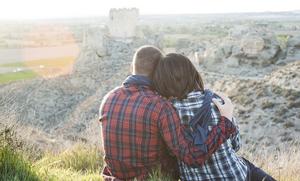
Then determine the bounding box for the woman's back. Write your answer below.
[172,90,248,181]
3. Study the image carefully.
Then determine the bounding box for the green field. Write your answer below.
[0,71,37,84]
[0,56,75,84]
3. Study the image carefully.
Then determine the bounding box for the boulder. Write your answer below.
[225,34,281,67]
[241,36,265,56]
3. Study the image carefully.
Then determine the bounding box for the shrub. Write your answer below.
[0,126,40,181]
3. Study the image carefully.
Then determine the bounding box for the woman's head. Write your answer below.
[153,53,204,99]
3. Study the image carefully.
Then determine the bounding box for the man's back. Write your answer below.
[100,78,175,180]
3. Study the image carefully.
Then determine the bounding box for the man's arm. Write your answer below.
[158,102,236,166]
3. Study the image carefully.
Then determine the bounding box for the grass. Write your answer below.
[0,125,40,181]
[34,144,104,181]
[1,125,299,181]
[33,147,174,181]
[0,146,40,181]
[240,143,300,181]
[0,56,75,68]
[0,126,171,181]
[276,34,290,49]
[0,56,75,84]
[0,71,37,84]
[0,62,25,67]
[0,144,103,181]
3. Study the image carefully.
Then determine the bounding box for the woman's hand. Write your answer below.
[212,92,234,121]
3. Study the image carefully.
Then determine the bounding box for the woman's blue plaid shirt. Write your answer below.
[172,90,248,181]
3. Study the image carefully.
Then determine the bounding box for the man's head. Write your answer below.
[132,45,163,77]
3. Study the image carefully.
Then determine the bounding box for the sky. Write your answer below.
[0,0,299,20]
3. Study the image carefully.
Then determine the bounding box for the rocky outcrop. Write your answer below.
[185,28,287,78]
[241,34,282,66]
[202,32,282,70]
[201,62,300,147]
[267,61,300,91]
[285,35,300,62]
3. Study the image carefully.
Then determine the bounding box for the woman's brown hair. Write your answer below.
[153,53,204,99]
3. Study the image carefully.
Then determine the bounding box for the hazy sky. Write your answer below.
[1,0,299,19]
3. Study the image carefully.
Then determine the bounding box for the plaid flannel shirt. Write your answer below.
[99,75,236,180]
[172,90,248,181]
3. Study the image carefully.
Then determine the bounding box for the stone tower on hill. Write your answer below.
[108,8,139,38]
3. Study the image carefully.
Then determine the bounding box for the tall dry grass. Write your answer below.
[240,143,300,181]
[1,123,299,181]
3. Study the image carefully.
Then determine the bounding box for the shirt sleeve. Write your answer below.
[158,102,237,166]
[230,117,242,152]
[98,92,111,122]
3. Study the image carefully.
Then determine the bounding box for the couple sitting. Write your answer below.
[99,45,275,181]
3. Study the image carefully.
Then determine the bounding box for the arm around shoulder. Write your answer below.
[158,102,237,166]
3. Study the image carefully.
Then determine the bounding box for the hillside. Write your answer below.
[0,11,300,180]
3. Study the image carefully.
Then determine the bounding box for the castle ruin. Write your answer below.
[108,8,139,38]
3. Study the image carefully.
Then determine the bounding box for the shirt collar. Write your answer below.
[123,75,152,87]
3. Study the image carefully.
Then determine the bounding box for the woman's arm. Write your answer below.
[212,92,234,121]
[213,92,241,151]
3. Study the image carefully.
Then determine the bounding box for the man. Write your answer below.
[99,45,236,180]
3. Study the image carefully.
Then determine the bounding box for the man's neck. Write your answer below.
[123,74,152,87]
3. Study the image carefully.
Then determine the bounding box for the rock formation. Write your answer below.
[285,35,300,62]
[194,27,286,75]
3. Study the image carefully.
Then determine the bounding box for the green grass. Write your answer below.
[34,145,104,181]
[1,125,299,181]
[0,147,40,181]
[0,146,40,181]
[33,145,172,181]
[0,144,171,181]
[0,125,40,181]
[276,34,290,49]
[0,71,37,84]
[0,125,173,181]
[0,144,172,181]
[0,56,75,84]
[0,62,25,67]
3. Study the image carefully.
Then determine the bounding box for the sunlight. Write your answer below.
[0,0,299,20]
[21,25,79,78]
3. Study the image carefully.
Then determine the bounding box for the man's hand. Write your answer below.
[212,92,234,120]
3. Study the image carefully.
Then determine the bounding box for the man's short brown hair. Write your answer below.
[132,45,163,77]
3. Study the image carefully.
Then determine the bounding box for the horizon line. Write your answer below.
[0,9,299,21]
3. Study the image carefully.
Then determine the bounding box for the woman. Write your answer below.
[153,53,276,181]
